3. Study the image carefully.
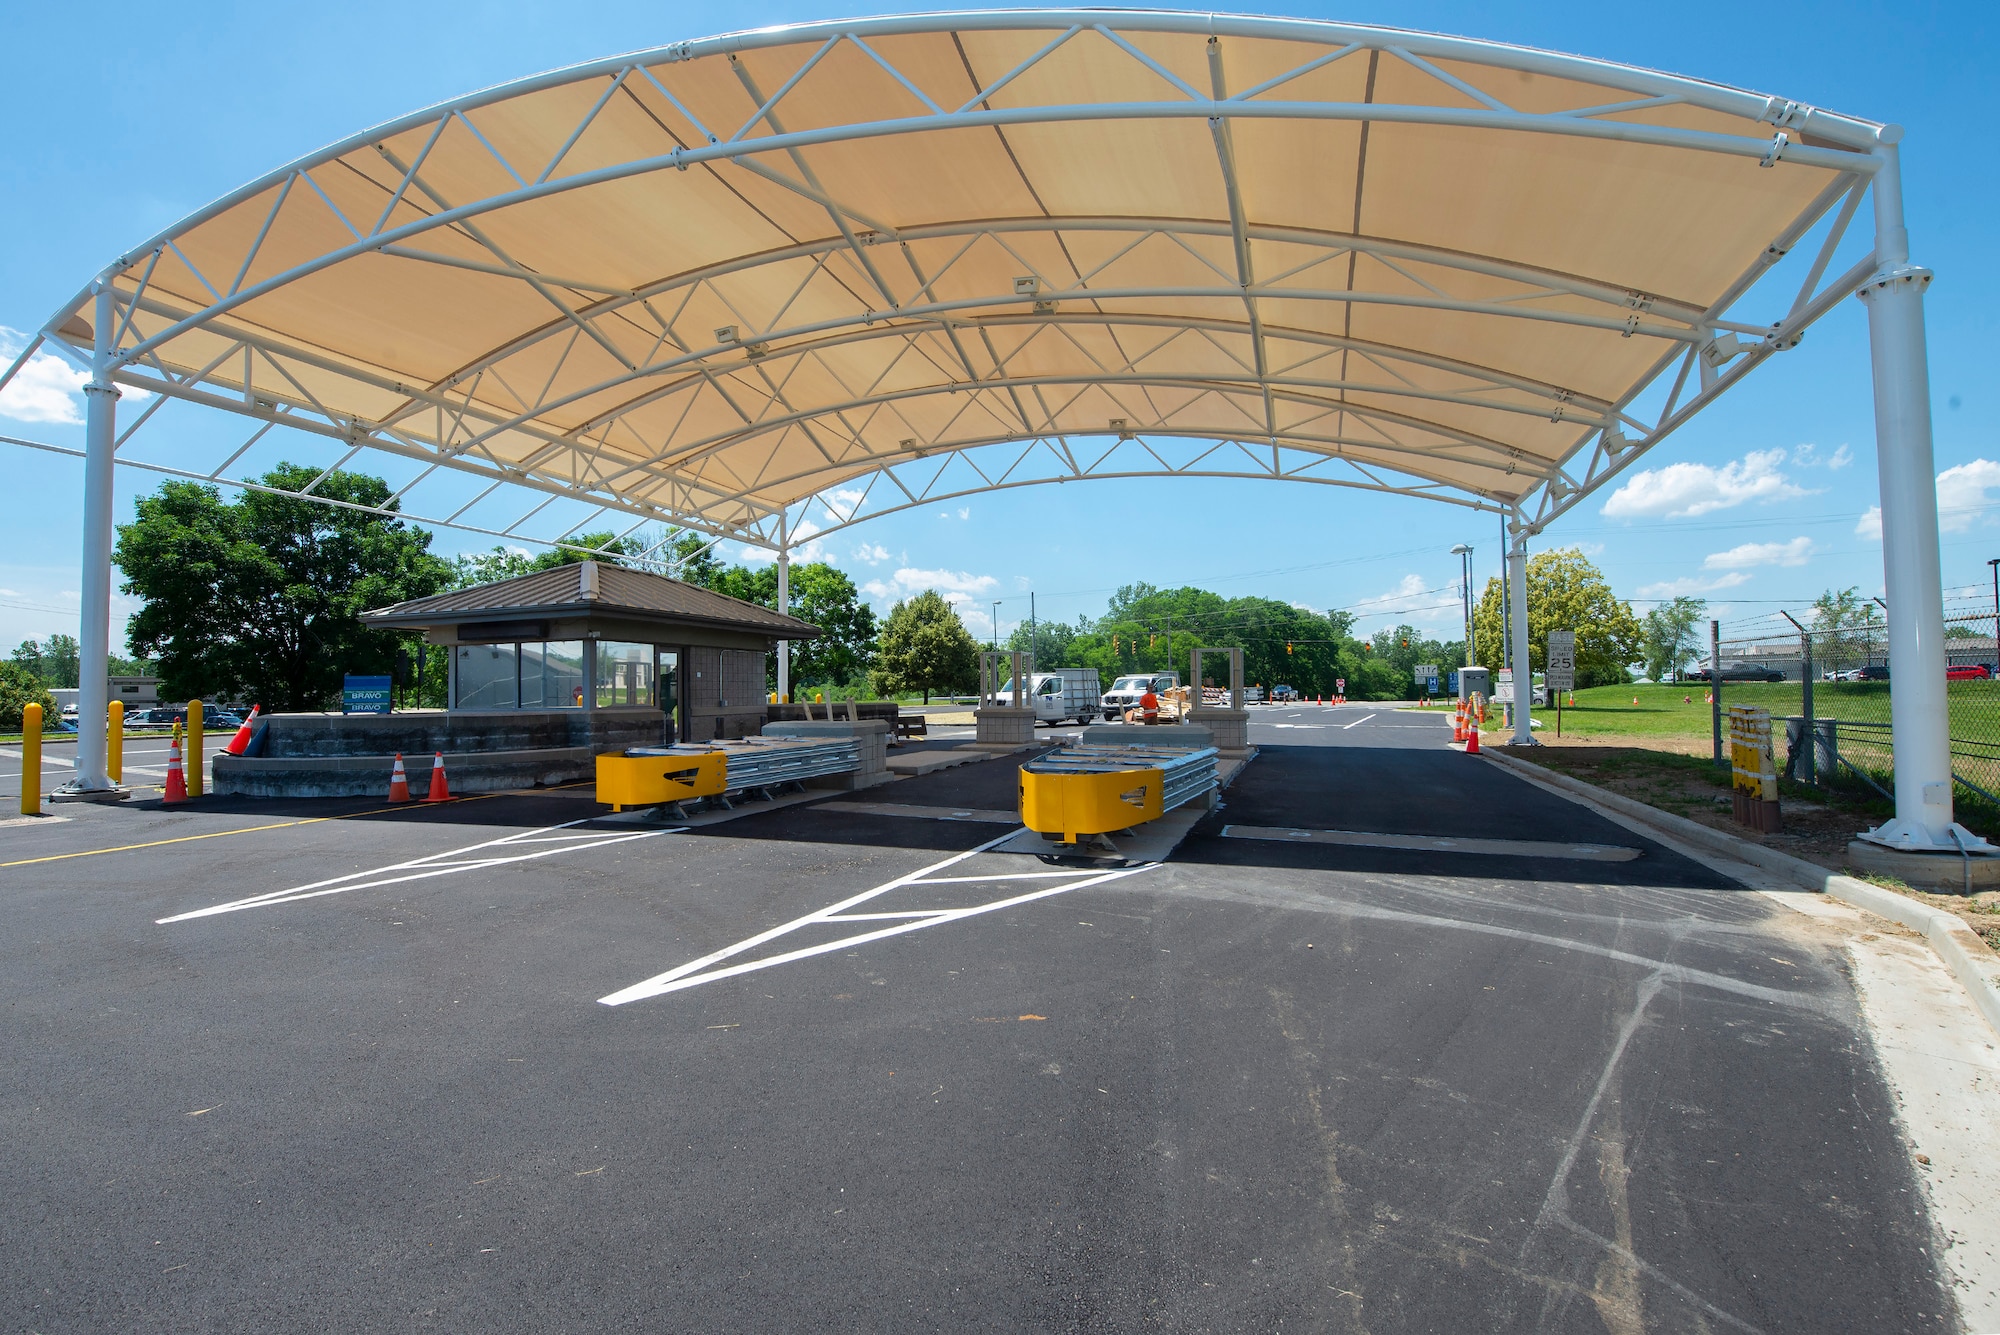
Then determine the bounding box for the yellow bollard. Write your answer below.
[187,699,204,798]
[20,702,41,815]
[108,699,124,785]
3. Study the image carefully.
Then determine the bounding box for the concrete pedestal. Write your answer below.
[975,707,1036,745]
[1187,708,1248,750]
[1846,839,2000,893]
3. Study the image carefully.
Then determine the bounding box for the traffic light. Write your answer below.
[1286,642,1293,655]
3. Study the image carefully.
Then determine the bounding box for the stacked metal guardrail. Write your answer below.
[1023,742,1220,813]
[628,736,860,793]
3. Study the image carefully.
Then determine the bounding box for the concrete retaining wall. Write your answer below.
[214,747,598,799]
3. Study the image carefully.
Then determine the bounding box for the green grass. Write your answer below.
[1522,680,2000,744]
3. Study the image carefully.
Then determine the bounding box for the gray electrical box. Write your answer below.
[1457,666,1491,701]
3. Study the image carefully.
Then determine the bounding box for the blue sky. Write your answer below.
[1,1,1993,656]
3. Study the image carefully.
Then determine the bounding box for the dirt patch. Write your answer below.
[1498,743,2000,952]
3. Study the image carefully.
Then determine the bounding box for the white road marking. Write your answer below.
[1220,824,1640,862]
[0,748,75,768]
[1341,713,1379,730]
[599,832,1154,1005]
[157,820,676,923]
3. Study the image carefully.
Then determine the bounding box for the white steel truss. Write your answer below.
[7,10,1887,555]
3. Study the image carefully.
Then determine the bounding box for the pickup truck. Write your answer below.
[1100,672,1181,721]
[995,668,1104,725]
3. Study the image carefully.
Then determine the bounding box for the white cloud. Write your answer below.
[1854,457,2000,541]
[1636,571,1751,598]
[1703,537,1813,570]
[0,327,89,425]
[860,566,999,607]
[822,488,866,520]
[851,542,892,564]
[1351,573,1457,626]
[1571,540,1606,557]
[957,507,970,521]
[1792,442,1854,471]
[1937,459,2000,533]
[1601,448,1811,520]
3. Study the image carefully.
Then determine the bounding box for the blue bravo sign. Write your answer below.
[342,674,394,714]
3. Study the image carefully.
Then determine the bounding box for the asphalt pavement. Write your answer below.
[0,704,1957,1332]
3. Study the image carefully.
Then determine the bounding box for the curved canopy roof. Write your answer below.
[28,10,1890,548]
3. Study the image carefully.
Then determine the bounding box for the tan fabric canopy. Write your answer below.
[38,11,1888,545]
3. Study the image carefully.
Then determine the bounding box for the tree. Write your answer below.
[1471,548,1641,688]
[452,546,537,588]
[1640,596,1707,682]
[115,464,455,712]
[787,563,877,688]
[871,590,979,702]
[1812,587,1885,669]
[0,662,58,731]
[7,635,80,688]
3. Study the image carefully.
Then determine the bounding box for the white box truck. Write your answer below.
[996,668,1104,725]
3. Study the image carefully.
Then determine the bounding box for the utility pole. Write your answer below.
[1030,592,1037,668]
[1984,559,2000,671]
[991,599,1000,651]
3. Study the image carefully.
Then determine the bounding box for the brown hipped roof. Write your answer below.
[363,560,819,638]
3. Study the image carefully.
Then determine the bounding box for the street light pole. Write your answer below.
[1450,544,1473,670]
[991,599,1000,651]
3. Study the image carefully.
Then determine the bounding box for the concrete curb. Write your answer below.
[1482,747,2000,1041]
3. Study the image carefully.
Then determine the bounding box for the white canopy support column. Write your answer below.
[1857,138,1987,852]
[775,538,791,705]
[59,285,124,798]
[1507,520,1534,745]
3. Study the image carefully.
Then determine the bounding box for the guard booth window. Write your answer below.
[453,642,586,709]
[594,642,656,708]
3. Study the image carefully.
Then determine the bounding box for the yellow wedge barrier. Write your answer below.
[595,750,728,811]
[1019,766,1163,846]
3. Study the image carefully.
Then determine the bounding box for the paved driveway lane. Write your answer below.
[1153,712,1953,1331]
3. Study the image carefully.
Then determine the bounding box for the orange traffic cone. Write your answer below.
[388,753,411,803]
[1466,721,1481,754]
[424,751,451,802]
[163,735,188,804]
[224,704,261,755]
[1632,696,1640,705]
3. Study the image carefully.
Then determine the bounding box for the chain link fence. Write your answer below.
[1708,595,2000,822]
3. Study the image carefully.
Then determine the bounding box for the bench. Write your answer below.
[895,715,929,741]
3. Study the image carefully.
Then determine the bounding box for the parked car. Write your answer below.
[1856,664,1890,681]
[1691,664,1786,682]
[1947,665,1990,681]
[1269,683,1299,703]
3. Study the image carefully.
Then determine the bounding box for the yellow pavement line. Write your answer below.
[0,784,596,870]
